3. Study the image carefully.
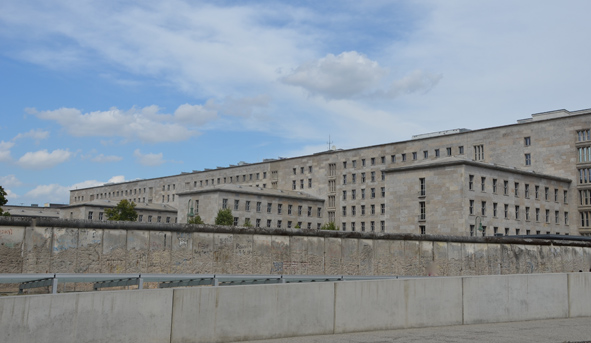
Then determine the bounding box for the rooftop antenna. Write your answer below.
[327,135,333,151]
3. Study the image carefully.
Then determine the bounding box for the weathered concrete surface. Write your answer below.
[1,219,591,279]
[0,289,174,343]
[170,283,335,343]
[462,274,569,324]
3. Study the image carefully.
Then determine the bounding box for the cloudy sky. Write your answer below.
[1,0,590,205]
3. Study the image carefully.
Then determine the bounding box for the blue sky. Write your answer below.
[1,0,591,205]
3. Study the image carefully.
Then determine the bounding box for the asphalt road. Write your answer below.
[242,317,591,343]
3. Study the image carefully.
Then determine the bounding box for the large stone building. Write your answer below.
[68,108,591,236]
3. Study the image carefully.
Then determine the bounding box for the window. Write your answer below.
[381,187,385,197]
[371,204,375,215]
[308,179,312,188]
[256,202,261,212]
[361,189,366,199]
[435,149,440,157]
[300,167,304,174]
[245,201,250,211]
[391,155,396,163]
[352,160,357,168]
[298,206,302,216]
[277,220,282,228]
[343,190,347,201]
[577,129,591,142]
[470,225,474,237]
[412,152,417,160]
[401,154,406,162]
[419,202,426,220]
[545,209,550,223]
[481,177,486,192]
[381,156,386,164]
[308,206,312,217]
[222,198,228,209]
[361,205,365,216]
[515,206,520,220]
[351,189,356,200]
[381,171,385,181]
[351,206,356,216]
[370,221,375,232]
[420,225,426,235]
[329,163,336,176]
[420,178,426,196]
[459,146,464,154]
[343,161,347,169]
[88,211,93,220]
[515,182,519,197]
[493,203,498,217]
[525,153,531,166]
[381,221,385,232]
[481,201,486,216]
[267,203,272,213]
[446,147,452,156]
[99,212,103,221]
[287,221,292,228]
[361,172,366,183]
[343,175,347,185]
[328,196,335,208]
[423,150,428,159]
[300,179,304,189]
[525,184,530,198]
[288,204,292,214]
[278,204,282,215]
[362,159,366,167]
[469,175,474,190]
[380,204,385,214]
[292,180,296,190]
[526,207,530,221]
[233,217,239,226]
[565,212,569,225]
[267,219,272,228]
[524,136,531,146]
[157,216,161,223]
[504,180,509,195]
[371,188,376,198]
[329,180,336,192]
[564,190,568,203]
[293,168,296,175]
[342,223,346,231]
[352,174,356,184]
[545,187,549,201]
[371,157,375,165]
[342,206,347,216]
[351,222,356,231]
[148,215,152,223]
[234,200,239,211]
[469,200,474,215]
[493,179,497,193]
[371,171,376,182]
[555,211,559,224]
[504,204,509,219]
[505,228,509,235]
[554,189,558,202]
[536,208,540,222]
[474,144,484,161]
[317,208,322,218]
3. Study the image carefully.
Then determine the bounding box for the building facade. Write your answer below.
[68,108,591,236]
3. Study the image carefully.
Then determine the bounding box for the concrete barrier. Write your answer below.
[170,282,335,343]
[0,289,174,343]
[0,273,589,343]
[333,277,463,333]
[462,273,569,324]
[568,272,591,317]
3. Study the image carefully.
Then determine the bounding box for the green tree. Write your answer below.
[214,208,234,226]
[320,222,338,231]
[188,215,204,224]
[0,185,9,216]
[105,199,138,221]
[243,218,253,228]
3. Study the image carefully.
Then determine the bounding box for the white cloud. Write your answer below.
[134,149,164,166]
[91,154,123,163]
[281,51,441,100]
[29,104,221,143]
[0,175,22,188]
[107,175,125,183]
[0,141,14,162]
[16,149,72,169]
[13,128,50,141]
[281,51,387,100]
[173,103,218,126]
[4,188,18,201]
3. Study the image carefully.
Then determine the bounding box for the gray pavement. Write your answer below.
[243,317,591,343]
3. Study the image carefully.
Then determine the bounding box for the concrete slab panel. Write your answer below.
[101,230,127,274]
[148,231,172,273]
[324,237,342,275]
[419,241,433,276]
[270,235,290,274]
[287,236,307,275]
[51,228,79,273]
[171,232,193,273]
[0,289,173,343]
[358,239,373,275]
[403,241,420,275]
[214,233,234,274]
[233,234,253,274]
[252,235,272,274]
[126,230,149,273]
[341,238,359,275]
[568,272,591,317]
[463,274,569,324]
[0,226,24,273]
[334,277,463,333]
[193,232,214,273]
[306,236,324,275]
[23,226,52,273]
[171,283,335,343]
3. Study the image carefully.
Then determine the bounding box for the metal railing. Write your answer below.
[0,273,410,295]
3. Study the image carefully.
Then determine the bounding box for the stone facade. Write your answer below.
[67,108,591,236]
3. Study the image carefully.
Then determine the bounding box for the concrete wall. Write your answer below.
[1,218,591,286]
[1,273,590,343]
